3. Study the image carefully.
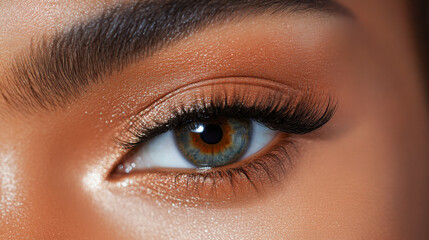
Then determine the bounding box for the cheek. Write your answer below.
[292,124,402,238]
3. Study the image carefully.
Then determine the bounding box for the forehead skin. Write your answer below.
[0,0,428,239]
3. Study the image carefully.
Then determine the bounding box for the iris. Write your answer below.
[174,118,251,168]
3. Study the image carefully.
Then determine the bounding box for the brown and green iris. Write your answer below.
[174,118,251,168]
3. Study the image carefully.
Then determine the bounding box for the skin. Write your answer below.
[1,0,428,239]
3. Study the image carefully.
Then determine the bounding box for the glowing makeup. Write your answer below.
[108,79,336,204]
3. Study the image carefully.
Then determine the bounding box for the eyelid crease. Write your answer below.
[121,76,301,124]
[116,78,337,150]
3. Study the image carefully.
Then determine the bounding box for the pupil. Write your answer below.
[199,124,223,145]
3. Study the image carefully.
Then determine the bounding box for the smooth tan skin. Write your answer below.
[1,0,428,239]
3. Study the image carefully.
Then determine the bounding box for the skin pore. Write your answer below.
[1,0,428,239]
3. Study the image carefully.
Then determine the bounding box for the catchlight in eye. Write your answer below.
[175,118,251,168]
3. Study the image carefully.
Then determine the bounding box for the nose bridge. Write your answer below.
[0,149,120,239]
[0,149,68,237]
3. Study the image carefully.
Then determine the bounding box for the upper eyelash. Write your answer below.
[118,90,337,150]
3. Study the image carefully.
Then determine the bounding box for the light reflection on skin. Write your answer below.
[0,152,19,218]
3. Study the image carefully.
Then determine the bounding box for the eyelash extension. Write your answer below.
[118,90,337,150]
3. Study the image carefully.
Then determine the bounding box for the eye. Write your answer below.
[116,119,276,173]
[109,84,337,203]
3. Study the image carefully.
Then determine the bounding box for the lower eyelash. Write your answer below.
[175,138,293,194]
[109,137,295,204]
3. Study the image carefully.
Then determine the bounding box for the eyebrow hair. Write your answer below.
[0,0,349,113]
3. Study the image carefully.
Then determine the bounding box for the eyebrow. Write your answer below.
[0,0,349,113]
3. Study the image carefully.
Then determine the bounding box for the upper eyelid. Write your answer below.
[116,77,296,146]
[117,78,336,149]
[124,76,300,118]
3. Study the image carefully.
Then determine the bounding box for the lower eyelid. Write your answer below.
[107,134,296,205]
